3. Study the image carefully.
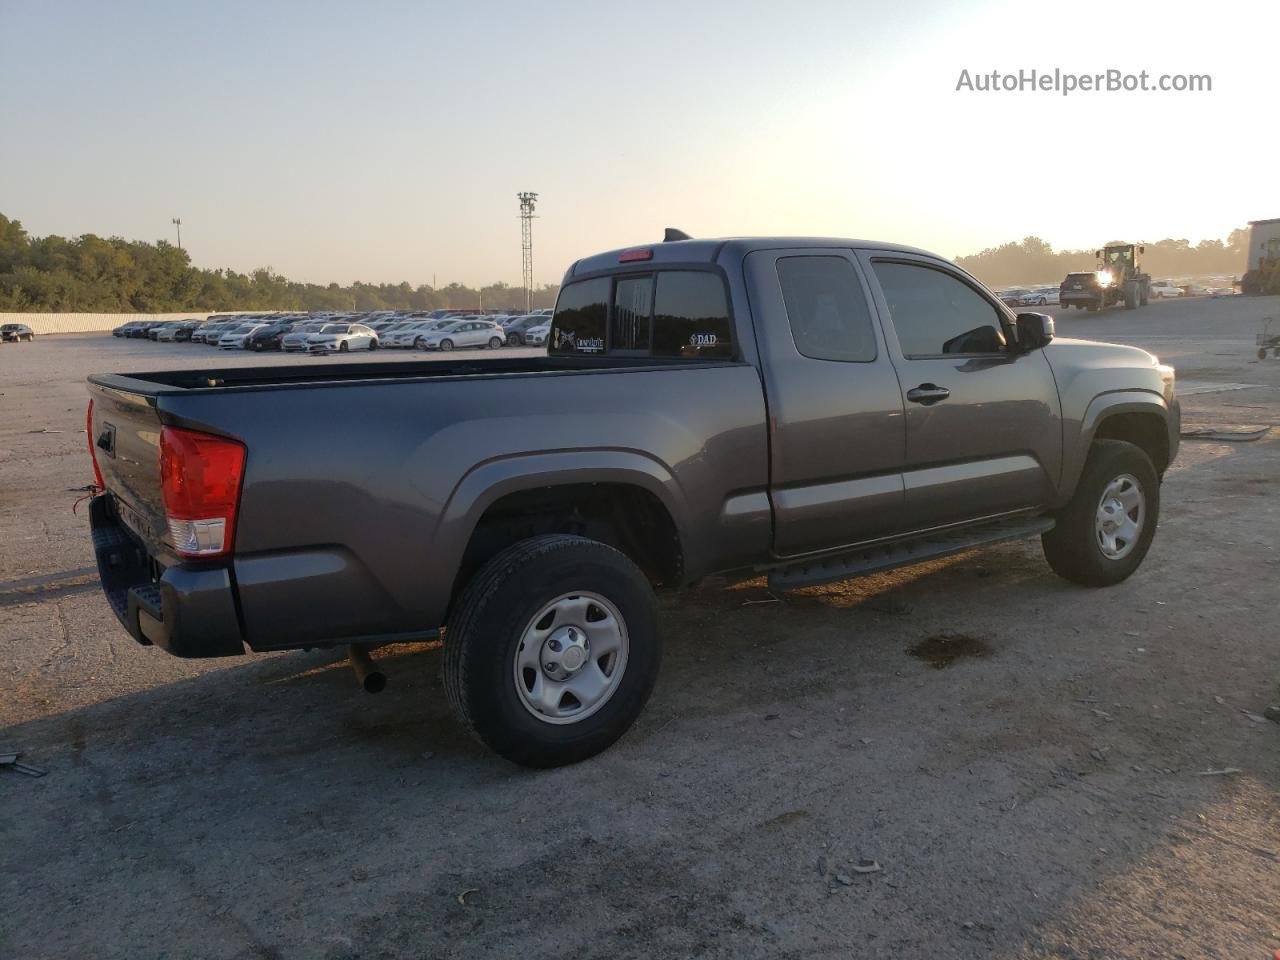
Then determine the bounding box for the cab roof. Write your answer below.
[566,235,944,279]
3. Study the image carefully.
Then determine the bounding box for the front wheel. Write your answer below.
[1042,439,1160,587]
[339,340,349,352]
[443,535,661,768]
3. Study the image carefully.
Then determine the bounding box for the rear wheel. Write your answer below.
[508,333,523,347]
[440,339,454,352]
[1259,348,1270,360]
[1042,439,1159,587]
[444,535,661,767]
[488,336,502,349]
[339,340,349,352]
[368,339,378,350]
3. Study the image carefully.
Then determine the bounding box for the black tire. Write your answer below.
[440,339,454,352]
[488,336,502,349]
[1042,439,1160,587]
[339,340,349,352]
[368,339,378,350]
[1260,348,1270,361]
[444,534,661,768]
[508,333,523,347]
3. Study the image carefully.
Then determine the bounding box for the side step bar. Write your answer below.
[768,515,1055,591]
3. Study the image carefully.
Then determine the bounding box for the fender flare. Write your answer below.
[1060,390,1170,499]
[428,448,691,583]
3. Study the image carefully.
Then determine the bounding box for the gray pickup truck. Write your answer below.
[86,233,1179,767]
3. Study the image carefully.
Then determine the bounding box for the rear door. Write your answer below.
[745,249,906,557]
[858,251,1062,530]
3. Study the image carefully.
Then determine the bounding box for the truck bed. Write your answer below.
[89,354,721,395]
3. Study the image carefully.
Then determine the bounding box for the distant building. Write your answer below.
[1247,218,1280,271]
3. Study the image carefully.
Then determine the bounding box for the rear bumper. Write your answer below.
[89,494,245,658]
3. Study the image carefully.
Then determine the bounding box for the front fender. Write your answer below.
[1059,389,1171,500]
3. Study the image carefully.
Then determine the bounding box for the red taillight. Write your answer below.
[618,247,653,263]
[86,399,105,490]
[158,426,246,559]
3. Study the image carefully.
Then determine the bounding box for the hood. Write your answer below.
[1042,337,1159,368]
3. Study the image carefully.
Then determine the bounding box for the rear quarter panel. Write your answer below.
[156,364,770,649]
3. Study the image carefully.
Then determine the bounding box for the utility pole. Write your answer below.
[517,192,538,313]
[171,217,183,251]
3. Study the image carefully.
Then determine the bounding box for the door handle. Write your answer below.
[906,383,951,405]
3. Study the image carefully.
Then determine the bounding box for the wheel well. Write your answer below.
[453,483,683,601]
[1093,412,1170,473]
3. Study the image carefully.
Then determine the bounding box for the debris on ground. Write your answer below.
[1241,711,1269,724]
[0,752,47,777]
[1265,705,1280,724]
[1179,426,1270,443]
[1194,767,1243,777]
[456,888,479,906]
[788,729,805,740]
[850,859,882,874]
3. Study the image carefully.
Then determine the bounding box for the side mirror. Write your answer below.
[1014,312,1055,352]
[1094,250,1102,259]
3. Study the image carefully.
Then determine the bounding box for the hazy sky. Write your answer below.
[2,0,1273,288]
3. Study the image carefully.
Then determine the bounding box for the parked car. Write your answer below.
[1149,281,1181,299]
[1180,283,1211,298]
[1,322,34,342]
[281,322,330,352]
[156,321,201,342]
[502,314,549,346]
[245,322,299,351]
[306,323,379,353]
[522,321,550,347]
[382,321,442,349]
[192,322,233,344]
[218,323,270,349]
[419,319,506,351]
[998,288,1032,307]
[1019,288,1059,306]
[84,232,1181,768]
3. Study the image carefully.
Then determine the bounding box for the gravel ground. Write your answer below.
[2,300,1279,960]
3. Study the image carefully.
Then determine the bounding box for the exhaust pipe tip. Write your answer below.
[348,645,386,694]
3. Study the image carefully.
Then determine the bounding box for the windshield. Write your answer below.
[319,325,346,334]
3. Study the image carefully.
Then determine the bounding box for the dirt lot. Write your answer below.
[2,301,1279,960]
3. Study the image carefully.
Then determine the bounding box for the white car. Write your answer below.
[1149,281,1181,298]
[218,323,269,349]
[1019,288,1059,306]
[306,323,379,353]
[419,319,506,352]
[281,322,330,352]
[382,321,443,349]
[523,322,551,347]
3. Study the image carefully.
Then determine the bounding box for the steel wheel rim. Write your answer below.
[513,591,629,725]
[1095,473,1145,560]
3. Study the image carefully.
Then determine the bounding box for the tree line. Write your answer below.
[0,212,1252,312]
[955,228,1251,287]
[0,213,560,313]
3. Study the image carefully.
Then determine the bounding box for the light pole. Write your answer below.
[518,192,538,314]
[171,218,183,251]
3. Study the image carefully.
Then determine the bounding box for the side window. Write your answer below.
[652,271,733,359]
[776,256,877,362]
[872,261,1006,357]
[612,275,653,351]
[550,277,609,354]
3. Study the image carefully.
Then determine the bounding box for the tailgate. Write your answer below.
[89,382,169,551]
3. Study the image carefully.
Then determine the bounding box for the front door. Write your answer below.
[858,252,1062,531]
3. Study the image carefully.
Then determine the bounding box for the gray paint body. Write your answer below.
[87,237,1179,657]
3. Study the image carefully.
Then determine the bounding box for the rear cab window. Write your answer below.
[550,270,734,359]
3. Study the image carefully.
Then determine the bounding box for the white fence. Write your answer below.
[1,312,245,335]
